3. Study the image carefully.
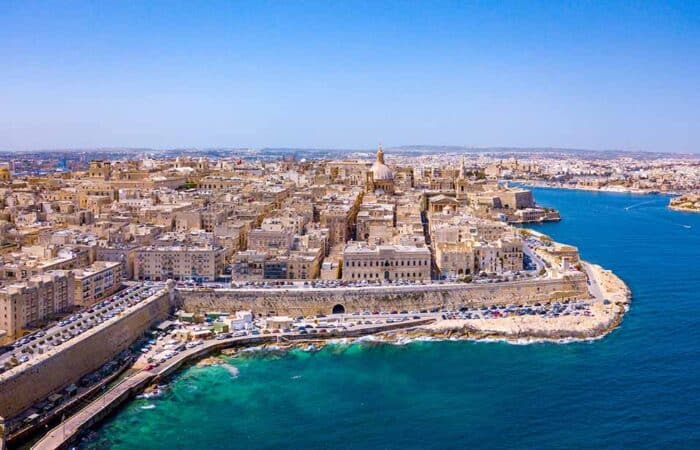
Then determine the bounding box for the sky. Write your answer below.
[1,0,699,153]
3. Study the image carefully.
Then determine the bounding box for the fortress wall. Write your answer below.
[177,276,588,317]
[0,291,172,419]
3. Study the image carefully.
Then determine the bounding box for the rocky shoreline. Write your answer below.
[263,263,628,348]
[197,265,631,353]
[517,181,675,196]
[669,205,700,213]
[388,262,631,344]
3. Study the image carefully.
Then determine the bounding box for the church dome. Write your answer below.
[370,146,394,181]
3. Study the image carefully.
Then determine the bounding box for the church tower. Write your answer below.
[455,156,469,203]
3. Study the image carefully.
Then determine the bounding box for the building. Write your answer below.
[319,204,357,247]
[95,244,138,280]
[0,271,74,343]
[134,245,225,281]
[247,225,294,253]
[287,248,323,280]
[342,243,431,281]
[71,261,123,306]
[231,250,266,280]
[0,165,11,182]
[356,203,395,241]
[435,241,475,277]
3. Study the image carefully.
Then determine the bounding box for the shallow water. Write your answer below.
[83,189,700,449]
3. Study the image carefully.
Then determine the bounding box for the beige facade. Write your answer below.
[435,241,475,276]
[473,238,524,274]
[71,261,123,306]
[319,207,355,247]
[0,165,11,182]
[0,271,74,343]
[287,248,323,280]
[134,246,225,281]
[248,228,294,253]
[356,203,395,241]
[342,243,431,281]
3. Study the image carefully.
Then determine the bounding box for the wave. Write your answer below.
[624,199,660,211]
[327,333,599,348]
[240,344,283,354]
[223,363,239,379]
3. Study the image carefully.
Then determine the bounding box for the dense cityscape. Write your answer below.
[4,0,700,447]
[12,145,699,447]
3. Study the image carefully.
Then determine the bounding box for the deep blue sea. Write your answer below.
[84,189,700,449]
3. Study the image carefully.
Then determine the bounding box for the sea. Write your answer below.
[81,188,700,449]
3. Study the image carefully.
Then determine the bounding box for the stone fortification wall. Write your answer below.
[178,275,588,316]
[0,291,172,419]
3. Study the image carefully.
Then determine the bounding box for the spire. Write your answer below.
[376,144,385,164]
[459,155,467,178]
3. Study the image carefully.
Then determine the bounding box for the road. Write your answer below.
[582,262,605,301]
[31,317,433,450]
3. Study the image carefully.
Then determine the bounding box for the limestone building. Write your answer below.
[342,243,431,281]
[0,271,74,343]
[133,245,225,281]
[71,261,123,306]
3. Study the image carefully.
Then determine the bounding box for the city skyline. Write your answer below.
[2,0,700,153]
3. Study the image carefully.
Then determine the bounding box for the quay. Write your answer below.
[31,317,434,450]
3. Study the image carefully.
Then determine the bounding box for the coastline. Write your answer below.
[668,205,700,213]
[367,262,631,345]
[29,259,632,450]
[515,181,674,196]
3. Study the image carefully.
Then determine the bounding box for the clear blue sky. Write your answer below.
[1,0,699,152]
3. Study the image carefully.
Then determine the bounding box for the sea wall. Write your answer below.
[31,318,435,450]
[0,291,172,419]
[177,275,589,316]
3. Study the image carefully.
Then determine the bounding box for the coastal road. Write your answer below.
[522,243,546,272]
[31,370,153,450]
[582,263,605,301]
[31,318,433,450]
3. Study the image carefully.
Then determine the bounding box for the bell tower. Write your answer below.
[456,156,469,203]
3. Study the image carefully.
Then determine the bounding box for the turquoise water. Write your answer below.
[84,189,700,449]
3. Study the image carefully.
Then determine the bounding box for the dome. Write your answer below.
[370,146,393,181]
